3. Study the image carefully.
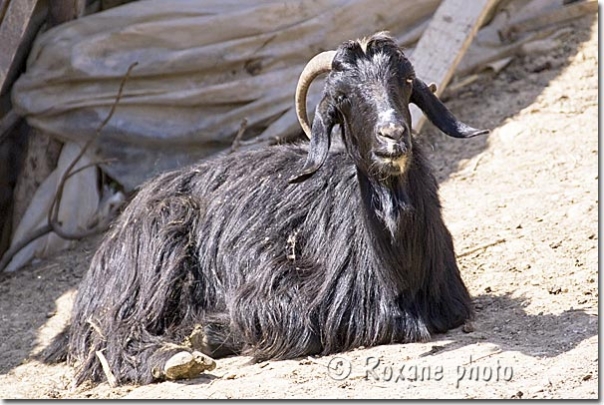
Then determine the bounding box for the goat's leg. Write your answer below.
[66,317,216,385]
[425,266,474,334]
[419,228,474,334]
[65,185,218,385]
[186,313,245,358]
[228,260,323,361]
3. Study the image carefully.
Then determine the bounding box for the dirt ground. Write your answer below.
[0,15,598,400]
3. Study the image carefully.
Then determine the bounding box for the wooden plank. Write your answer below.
[409,0,499,133]
[0,0,48,97]
[0,0,11,26]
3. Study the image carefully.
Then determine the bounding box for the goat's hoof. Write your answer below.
[163,351,216,380]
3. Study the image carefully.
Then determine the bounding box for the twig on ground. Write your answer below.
[419,345,446,357]
[457,238,506,258]
[304,356,329,368]
[461,349,502,366]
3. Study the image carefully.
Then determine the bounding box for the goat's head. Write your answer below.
[291,32,489,183]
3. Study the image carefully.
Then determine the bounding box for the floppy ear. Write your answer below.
[289,97,335,183]
[411,79,489,139]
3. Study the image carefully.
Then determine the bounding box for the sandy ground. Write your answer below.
[0,15,598,400]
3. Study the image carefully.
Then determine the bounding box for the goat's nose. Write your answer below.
[377,122,406,141]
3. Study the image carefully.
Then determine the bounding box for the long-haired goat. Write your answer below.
[43,32,488,386]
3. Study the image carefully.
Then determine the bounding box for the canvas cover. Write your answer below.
[12,0,440,190]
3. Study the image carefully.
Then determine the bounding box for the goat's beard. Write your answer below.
[367,153,411,180]
[387,154,410,174]
[357,164,412,240]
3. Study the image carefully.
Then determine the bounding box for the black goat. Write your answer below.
[43,32,488,386]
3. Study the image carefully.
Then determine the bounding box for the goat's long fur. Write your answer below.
[43,33,481,386]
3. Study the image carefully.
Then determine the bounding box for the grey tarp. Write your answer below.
[12,0,440,190]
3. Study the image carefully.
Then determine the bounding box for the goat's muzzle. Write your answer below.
[377,121,407,143]
[372,122,411,175]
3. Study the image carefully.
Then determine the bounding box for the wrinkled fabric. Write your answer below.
[5,142,99,272]
[12,0,440,190]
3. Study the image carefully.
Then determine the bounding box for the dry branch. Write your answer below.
[95,350,118,388]
[48,61,138,239]
[229,118,248,154]
[457,238,506,258]
[0,62,137,272]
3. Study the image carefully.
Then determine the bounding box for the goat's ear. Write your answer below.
[410,79,489,139]
[289,98,334,183]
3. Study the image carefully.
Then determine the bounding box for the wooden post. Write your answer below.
[409,0,499,133]
[0,0,48,97]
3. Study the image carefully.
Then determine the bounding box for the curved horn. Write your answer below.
[295,50,336,138]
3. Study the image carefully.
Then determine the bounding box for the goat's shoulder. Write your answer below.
[135,141,354,203]
[203,141,352,179]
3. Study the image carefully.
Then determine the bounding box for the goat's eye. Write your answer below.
[332,60,345,71]
[335,94,348,104]
[405,78,414,86]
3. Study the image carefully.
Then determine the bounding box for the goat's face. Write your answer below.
[327,36,414,177]
[291,32,489,183]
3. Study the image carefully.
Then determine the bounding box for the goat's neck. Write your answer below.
[357,168,412,243]
[356,168,418,294]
